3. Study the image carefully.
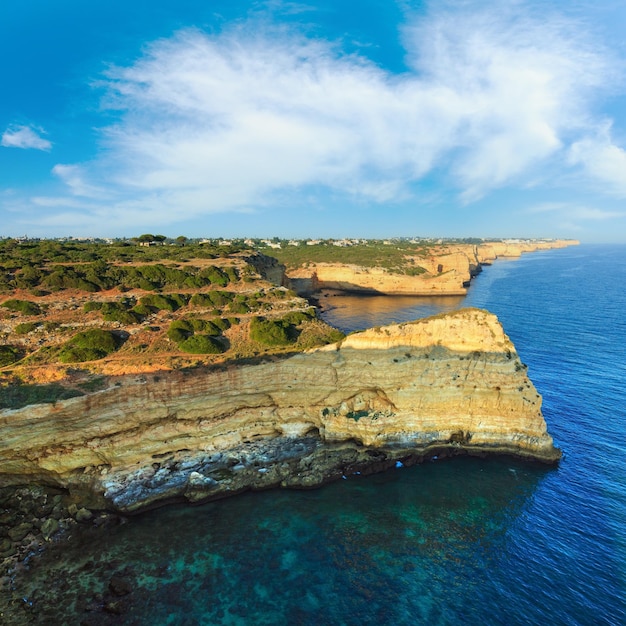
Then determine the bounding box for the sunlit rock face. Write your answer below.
[285,241,578,296]
[0,308,560,513]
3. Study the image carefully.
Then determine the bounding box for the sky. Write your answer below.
[1,0,626,242]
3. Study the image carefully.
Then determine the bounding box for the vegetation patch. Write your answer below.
[1,299,41,315]
[0,345,21,367]
[167,320,194,343]
[177,335,225,354]
[139,293,187,312]
[59,329,123,363]
[14,322,39,335]
[249,317,295,346]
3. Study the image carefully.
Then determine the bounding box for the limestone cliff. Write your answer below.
[287,261,470,296]
[0,308,560,513]
[477,239,579,263]
[285,240,578,296]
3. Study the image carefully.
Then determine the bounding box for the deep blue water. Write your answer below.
[7,244,626,625]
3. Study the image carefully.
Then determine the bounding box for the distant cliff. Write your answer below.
[283,240,578,296]
[0,308,560,513]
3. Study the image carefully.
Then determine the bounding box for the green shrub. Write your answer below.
[282,309,315,325]
[83,301,103,313]
[249,317,293,346]
[1,299,41,315]
[210,317,231,331]
[189,293,212,307]
[140,294,183,312]
[102,308,141,325]
[58,329,120,363]
[229,301,250,314]
[198,266,229,287]
[15,322,39,335]
[0,345,21,367]
[167,320,193,343]
[190,290,233,308]
[132,304,155,317]
[178,335,225,354]
[101,301,141,324]
[200,320,222,336]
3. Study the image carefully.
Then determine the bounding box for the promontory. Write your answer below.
[0,308,559,514]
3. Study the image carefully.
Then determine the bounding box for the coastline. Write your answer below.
[0,242,573,596]
[281,240,579,297]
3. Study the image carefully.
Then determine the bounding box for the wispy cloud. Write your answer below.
[52,164,107,198]
[6,0,626,234]
[1,124,52,151]
[528,202,622,220]
[568,123,626,196]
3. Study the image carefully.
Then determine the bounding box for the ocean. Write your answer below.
[3,244,626,625]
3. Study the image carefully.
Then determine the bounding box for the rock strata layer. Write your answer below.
[0,308,560,513]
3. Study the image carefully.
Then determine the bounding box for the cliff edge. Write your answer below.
[0,308,560,513]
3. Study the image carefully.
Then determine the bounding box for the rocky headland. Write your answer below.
[0,308,560,522]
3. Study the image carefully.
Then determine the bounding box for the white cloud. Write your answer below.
[10,1,625,232]
[568,125,626,195]
[1,124,52,151]
[52,164,106,198]
[87,9,609,216]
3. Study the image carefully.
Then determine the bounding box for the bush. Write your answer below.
[210,317,231,331]
[139,294,184,312]
[282,309,315,325]
[249,317,294,346]
[102,307,141,325]
[15,322,39,335]
[190,291,233,308]
[83,301,103,313]
[1,299,41,315]
[0,345,21,367]
[189,293,212,307]
[229,301,251,314]
[101,301,141,324]
[167,320,193,343]
[201,320,223,336]
[131,304,155,317]
[178,335,225,354]
[59,329,120,363]
[198,266,229,287]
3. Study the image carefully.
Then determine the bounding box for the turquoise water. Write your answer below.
[6,245,626,625]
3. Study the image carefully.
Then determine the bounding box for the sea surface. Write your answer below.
[4,244,626,625]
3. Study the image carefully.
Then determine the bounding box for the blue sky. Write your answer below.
[2,0,626,242]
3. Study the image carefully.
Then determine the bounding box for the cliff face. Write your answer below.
[287,261,470,296]
[285,240,578,296]
[477,240,578,263]
[0,309,559,513]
